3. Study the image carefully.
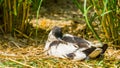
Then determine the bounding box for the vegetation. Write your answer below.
[73,0,120,45]
[0,0,120,44]
[0,0,120,68]
[1,0,30,33]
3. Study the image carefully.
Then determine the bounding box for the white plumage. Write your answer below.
[44,26,108,61]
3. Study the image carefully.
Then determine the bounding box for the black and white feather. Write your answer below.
[44,26,108,61]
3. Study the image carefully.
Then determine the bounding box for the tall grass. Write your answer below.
[73,0,120,45]
[0,0,43,38]
[2,0,31,33]
[36,0,43,38]
[0,0,44,33]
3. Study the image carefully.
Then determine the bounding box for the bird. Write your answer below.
[44,26,108,61]
[62,33,108,59]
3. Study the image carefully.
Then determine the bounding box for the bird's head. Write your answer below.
[48,26,63,41]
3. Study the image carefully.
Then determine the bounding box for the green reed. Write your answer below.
[73,0,120,45]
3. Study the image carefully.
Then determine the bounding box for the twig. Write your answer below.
[7,58,35,68]
[9,41,21,49]
[0,24,5,34]
[80,62,93,68]
[14,28,33,41]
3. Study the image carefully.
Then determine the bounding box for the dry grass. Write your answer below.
[0,34,120,68]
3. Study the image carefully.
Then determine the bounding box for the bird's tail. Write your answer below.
[96,44,108,58]
[83,44,108,59]
[98,44,108,55]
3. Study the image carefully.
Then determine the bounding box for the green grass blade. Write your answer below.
[72,0,84,13]
[101,10,112,16]
[84,0,101,42]
[73,0,101,42]
[36,0,43,39]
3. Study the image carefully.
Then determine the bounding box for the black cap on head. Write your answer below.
[52,26,63,39]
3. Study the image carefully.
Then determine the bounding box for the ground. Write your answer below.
[0,0,120,68]
[0,35,120,68]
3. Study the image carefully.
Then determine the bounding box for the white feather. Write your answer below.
[72,50,86,61]
[45,42,77,58]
